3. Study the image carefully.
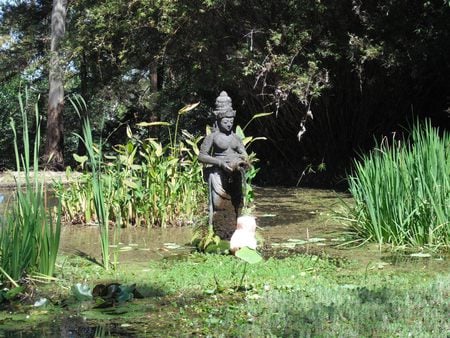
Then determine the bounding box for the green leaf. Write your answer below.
[178,102,200,115]
[235,125,245,139]
[4,286,25,300]
[136,121,171,127]
[235,247,263,264]
[252,112,273,119]
[73,153,88,165]
[123,179,139,189]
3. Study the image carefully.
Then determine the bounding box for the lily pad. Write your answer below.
[235,247,263,264]
[287,239,308,245]
[272,242,297,249]
[410,253,432,258]
[307,238,327,243]
[164,243,182,249]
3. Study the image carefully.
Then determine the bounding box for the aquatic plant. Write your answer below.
[0,91,61,282]
[77,115,112,270]
[342,121,449,248]
[56,101,207,228]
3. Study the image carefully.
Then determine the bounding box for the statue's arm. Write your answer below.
[199,134,220,166]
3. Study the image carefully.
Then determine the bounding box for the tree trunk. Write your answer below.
[150,61,158,92]
[43,0,67,170]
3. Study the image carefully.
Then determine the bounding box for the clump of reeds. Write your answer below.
[343,120,449,249]
[0,92,61,282]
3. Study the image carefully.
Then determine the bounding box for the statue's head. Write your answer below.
[213,91,236,120]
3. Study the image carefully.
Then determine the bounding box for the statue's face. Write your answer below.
[219,117,234,133]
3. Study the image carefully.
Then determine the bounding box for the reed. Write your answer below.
[0,91,61,281]
[75,113,112,270]
[343,121,449,248]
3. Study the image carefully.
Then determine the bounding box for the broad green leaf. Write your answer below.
[73,153,88,164]
[136,121,171,127]
[235,247,263,264]
[242,136,252,146]
[235,125,244,139]
[178,102,200,115]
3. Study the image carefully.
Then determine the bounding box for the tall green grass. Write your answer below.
[0,92,61,282]
[78,116,112,270]
[342,121,449,248]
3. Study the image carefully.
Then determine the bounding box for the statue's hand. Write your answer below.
[219,160,233,173]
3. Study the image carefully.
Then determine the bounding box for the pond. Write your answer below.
[0,185,447,268]
[0,185,447,336]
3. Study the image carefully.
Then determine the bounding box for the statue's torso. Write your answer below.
[212,132,243,162]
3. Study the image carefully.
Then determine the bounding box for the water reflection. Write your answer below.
[60,226,194,262]
[1,320,137,338]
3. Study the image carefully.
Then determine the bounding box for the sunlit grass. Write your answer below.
[48,253,449,337]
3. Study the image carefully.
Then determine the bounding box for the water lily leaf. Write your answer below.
[260,213,276,217]
[330,237,346,242]
[72,283,93,301]
[307,238,327,243]
[410,253,432,258]
[287,239,308,245]
[164,243,182,249]
[272,242,298,248]
[235,247,263,264]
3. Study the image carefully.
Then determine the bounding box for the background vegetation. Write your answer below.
[1,1,449,186]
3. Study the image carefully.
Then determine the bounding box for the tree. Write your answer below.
[43,0,67,169]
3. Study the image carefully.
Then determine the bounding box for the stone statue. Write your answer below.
[199,91,249,240]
